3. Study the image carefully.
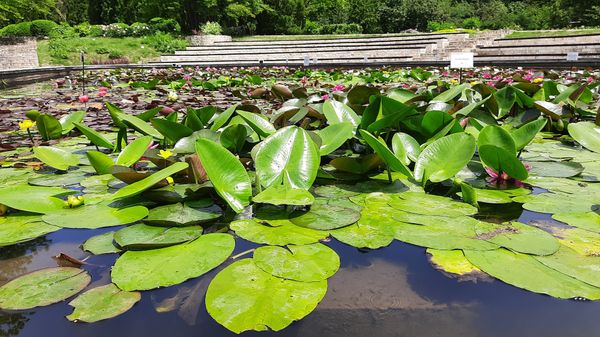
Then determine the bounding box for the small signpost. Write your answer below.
[450,52,474,83]
[303,56,310,67]
[566,52,579,61]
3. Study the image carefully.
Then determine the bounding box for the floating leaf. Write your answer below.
[427,249,481,276]
[388,192,477,217]
[0,215,60,247]
[0,185,73,214]
[464,248,600,299]
[553,212,600,233]
[513,193,598,214]
[145,203,221,226]
[195,139,251,213]
[230,219,327,246]
[67,284,140,323]
[112,233,234,291]
[535,245,600,288]
[28,171,87,187]
[0,267,91,310]
[205,259,327,334]
[33,146,79,171]
[253,184,315,206]
[290,204,360,230]
[114,223,203,249]
[82,231,121,255]
[551,227,600,256]
[42,204,149,229]
[330,220,395,249]
[480,222,559,256]
[253,243,340,282]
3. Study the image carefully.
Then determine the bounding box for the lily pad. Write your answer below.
[0,215,60,247]
[330,220,395,249]
[479,222,559,256]
[82,231,121,255]
[551,227,600,256]
[28,171,88,187]
[112,233,234,291]
[253,184,315,206]
[512,193,599,214]
[205,259,327,333]
[253,243,340,282]
[527,161,584,178]
[568,122,600,154]
[230,219,328,246]
[427,249,481,276]
[42,204,149,229]
[553,212,600,233]
[144,203,222,226]
[388,192,477,217]
[114,223,203,249]
[464,248,600,300]
[0,267,91,310]
[289,204,360,230]
[67,284,141,323]
[33,146,79,171]
[0,185,74,214]
[536,245,600,288]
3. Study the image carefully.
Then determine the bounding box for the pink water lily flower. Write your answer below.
[321,94,330,101]
[332,84,345,92]
[78,95,89,103]
[485,163,532,188]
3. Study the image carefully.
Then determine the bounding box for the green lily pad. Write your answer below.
[33,146,80,171]
[527,161,584,178]
[0,215,60,247]
[0,267,91,310]
[230,219,328,246]
[66,284,140,323]
[479,222,559,256]
[313,184,360,198]
[457,187,530,204]
[427,249,481,276]
[253,243,340,282]
[388,192,477,217]
[0,185,74,214]
[536,245,600,288]
[205,259,327,334]
[144,203,222,227]
[42,204,149,229]
[464,248,600,300]
[553,212,600,233]
[330,220,395,249]
[512,193,599,214]
[112,233,234,291]
[28,171,88,187]
[114,223,203,249]
[82,231,121,255]
[551,227,600,256]
[253,184,315,206]
[289,204,360,230]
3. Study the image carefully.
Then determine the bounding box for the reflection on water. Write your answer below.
[2,213,600,337]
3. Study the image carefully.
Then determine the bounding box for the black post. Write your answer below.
[80,51,85,96]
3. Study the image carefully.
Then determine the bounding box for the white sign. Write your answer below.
[303,56,310,67]
[450,52,474,69]
[567,52,579,61]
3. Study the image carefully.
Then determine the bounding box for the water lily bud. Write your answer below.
[160,107,175,115]
[0,203,8,216]
[65,195,85,208]
[167,91,178,102]
[78,95,89,103]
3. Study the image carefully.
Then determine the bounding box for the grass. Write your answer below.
[505,28,600,39]
[37,37,162,66]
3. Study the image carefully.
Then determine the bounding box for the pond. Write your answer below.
[0,66,599,336]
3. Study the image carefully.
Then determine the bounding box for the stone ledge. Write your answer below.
[186,35,232,46]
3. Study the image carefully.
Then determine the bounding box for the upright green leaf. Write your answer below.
[59,111,85,134]
[414,133,476,184]
[323,100,360,130]
[111,162,189,200]
[195,139,251,213]
[512,119,547,150]
[36,114,62,140]
[568,122,600,154]
[33,146,79,171]
[116,136,153,167]
[73,122,114,150]
[314,122,354,156]
[359,129,412,177]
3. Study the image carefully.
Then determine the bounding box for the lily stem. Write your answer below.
[26,129,33,144]
[230,249,255,260]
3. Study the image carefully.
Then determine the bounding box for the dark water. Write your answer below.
[1,208,599,337]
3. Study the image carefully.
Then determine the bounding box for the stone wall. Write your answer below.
[186,35,232,46]
[0,38,39,70]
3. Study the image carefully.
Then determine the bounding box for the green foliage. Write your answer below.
[0,21,31,37]
[148,17,181,34]
[29,19,57,36]
[142,32,187,53]
[201,21,222,35]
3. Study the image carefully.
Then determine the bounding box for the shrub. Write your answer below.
[0,22,32,37]
[462,17,481,30]
[304,20,321,35]
[74,23,104,37]
[143,32,187,53]
[149,17,181,34]
[130,22,153,36]
[318,23,363,34]
[48,24,78,39]
[104,23,130,37]
[108,49,124,59]
[30,20,58,37]
[201,21,222,35]
[427,21,456,32]
[48,38,70,59]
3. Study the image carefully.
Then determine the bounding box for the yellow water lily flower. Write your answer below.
[19,119,36,131]
[470,81,479,86]
[166,176,174,185]
[65,195,84,208]
[167,91,178,102]
[533,78,544,84]
[158,149,173,159]
[450,79,459,85]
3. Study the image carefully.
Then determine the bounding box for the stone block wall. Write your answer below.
[0,38,39,70]
[186,35,232,46]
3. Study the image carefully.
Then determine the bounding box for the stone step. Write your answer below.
[155,56,414,66]
[212,33,467,46]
